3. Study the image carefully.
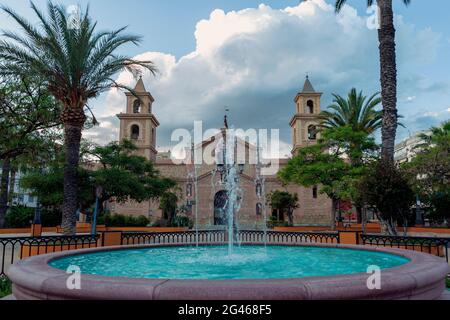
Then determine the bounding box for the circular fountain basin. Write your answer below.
[7,243,450,300]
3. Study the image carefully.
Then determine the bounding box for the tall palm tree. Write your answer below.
[0,1,156,234]
[335,0,411,165]
[320,88,382,136]
[320,88,382,225]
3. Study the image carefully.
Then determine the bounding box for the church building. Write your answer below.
[108,76,333,229]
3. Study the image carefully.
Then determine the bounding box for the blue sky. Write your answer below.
[1,0,449,155]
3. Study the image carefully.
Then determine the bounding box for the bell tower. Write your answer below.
[117,77,159,161]
[290,76,322,155]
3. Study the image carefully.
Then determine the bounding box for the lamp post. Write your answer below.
[91,186,103,235]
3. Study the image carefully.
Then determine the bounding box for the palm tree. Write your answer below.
[335,0,411,165]
[320,88,382,225]
[418,121,450,150]
[0,2,156,234]
[320,88,382,136]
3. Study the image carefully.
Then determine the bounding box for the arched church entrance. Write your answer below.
[214,190,228,226]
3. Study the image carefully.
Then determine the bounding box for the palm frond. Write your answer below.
[1,0,155,113]
[321,88,382,135]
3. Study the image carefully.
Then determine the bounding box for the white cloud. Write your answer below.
[87,0,442,151]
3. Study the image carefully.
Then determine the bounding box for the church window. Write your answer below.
[313,186,318,199]
[131,125,140,140]
[256,183,262,198]
[307,100,314,114]
[308,125,317,140]
[133,99,141,113]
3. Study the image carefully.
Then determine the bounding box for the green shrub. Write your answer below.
[5,206,34,228]
[40,208,62,227]
[446,277,450,289]
[0,277,12,298]
[103,214,149,227]
[266,215,289,229]
[171,216,193,229]
[5,206,62,228]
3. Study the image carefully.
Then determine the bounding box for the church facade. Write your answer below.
[107,77,333,229]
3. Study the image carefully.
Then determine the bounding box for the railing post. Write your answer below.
[30,224,42,237]
[338,231,359,245]
[101,231,122,247]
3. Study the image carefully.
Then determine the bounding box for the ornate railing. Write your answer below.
[0,234,99,277]
[361,234,450,262]
[121,230,226,245]
[238,230,340,244]
[121,230,340,246]
[2,230,448,279]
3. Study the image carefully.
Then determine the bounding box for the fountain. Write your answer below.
[213,116,244,254]
[186,142,200,247]
[7,116,449,301]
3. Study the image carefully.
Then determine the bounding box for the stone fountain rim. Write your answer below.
[7,242,450,300]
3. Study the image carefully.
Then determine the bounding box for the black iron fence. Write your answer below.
[0,234,99,277]
[238,230,340,244]
[121,230,340,246]
[121,230,226,245]
[361,234,450,262]
[2,230,449,279]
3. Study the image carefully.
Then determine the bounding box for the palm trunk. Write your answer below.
[377,0,398,164]
[0,158,11,228]
[61,123,83,235]
[330,198,337,231]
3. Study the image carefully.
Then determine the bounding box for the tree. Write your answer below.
[403,121,450,225]
[0,1,156,234]
[320,88,382,137]
[359,162,415,235]
[159,192,179,224]
[335,0,412,164]
[426,191,450,226]
[21,140,176,218]
[0,76,61,227]
[279,144,355,230]
[266,191,299,226]
[279,125,378,230]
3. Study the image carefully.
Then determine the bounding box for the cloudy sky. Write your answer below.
[1,0,450,157]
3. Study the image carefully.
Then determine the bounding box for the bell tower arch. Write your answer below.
[290,76,322,155]
[117,77,159,161]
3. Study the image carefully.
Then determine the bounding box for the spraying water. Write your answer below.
[212,126,244,255]
[255,139,268,247]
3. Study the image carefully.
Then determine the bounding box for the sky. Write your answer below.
[1,0,450,157]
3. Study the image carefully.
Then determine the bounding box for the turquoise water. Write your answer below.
[49,245,410,280]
